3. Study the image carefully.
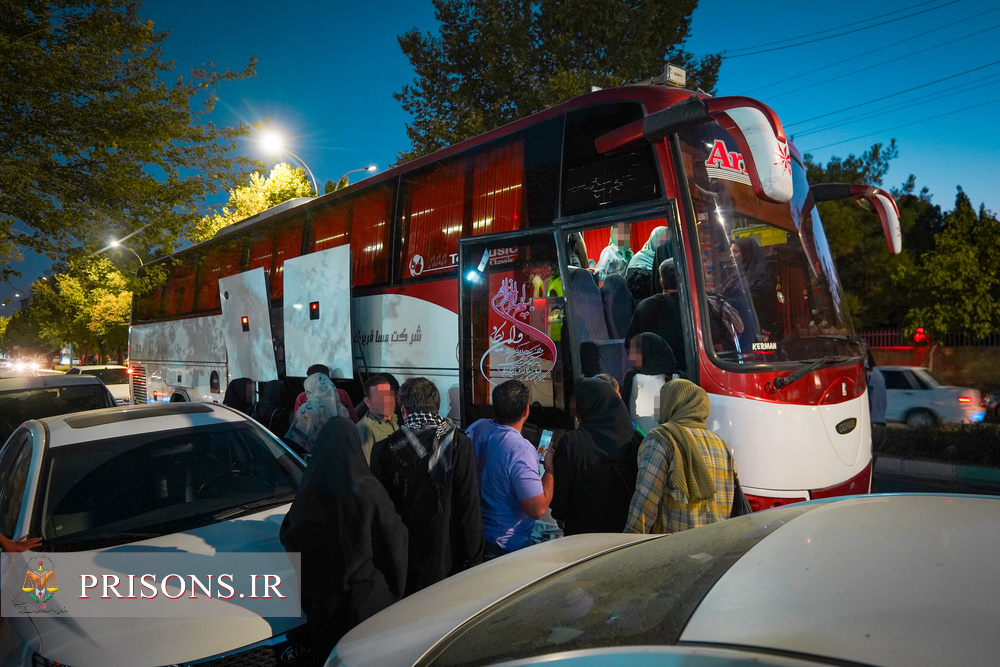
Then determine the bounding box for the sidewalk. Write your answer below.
[875,455,1000,490]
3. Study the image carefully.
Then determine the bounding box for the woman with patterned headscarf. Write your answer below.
[285,372,350,456]
[625,379,736,534]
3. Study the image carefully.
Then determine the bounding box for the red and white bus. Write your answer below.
[128,81,900,510]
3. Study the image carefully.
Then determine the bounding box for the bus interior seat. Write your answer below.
[599,273,634,339]
[567,266,626,382]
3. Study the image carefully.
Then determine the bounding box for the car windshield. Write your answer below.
[425,505,814,666]
[35,422,303,550]
[0,385,115,443]
[81,368,129,385]
[678,124,857,365]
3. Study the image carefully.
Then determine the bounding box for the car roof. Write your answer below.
[68,365,127,371]
[35,402,250,447]
[0,375,107,391]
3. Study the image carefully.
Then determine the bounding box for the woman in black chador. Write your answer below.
[550,377,642,534]
[280,417,408,657]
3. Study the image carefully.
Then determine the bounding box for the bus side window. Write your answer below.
[248,230,275,282]
[196,241,241,311]
[471,140,525,236]
[311,203,350,252]
[272,219,304,299]
[162,262,197,317]
[562,103,660,217]
[209,371,221,394]
[400,159,466,280]
[351,186,394,286]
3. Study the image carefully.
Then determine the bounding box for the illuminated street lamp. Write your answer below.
[335,165,377,191]
[110,239,145,275]
[259,131,319,195]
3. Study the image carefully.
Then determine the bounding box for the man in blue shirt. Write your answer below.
[467,380,554,558]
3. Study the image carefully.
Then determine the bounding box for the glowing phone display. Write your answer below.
[537,429,553,463]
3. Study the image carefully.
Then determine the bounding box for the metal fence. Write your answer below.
[860,330,1000,348]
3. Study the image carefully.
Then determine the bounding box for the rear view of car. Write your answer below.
[0,375,117,444]
[64,364,131,405]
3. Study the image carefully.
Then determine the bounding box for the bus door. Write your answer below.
[554,204,694,389]
[457,230,575,444]
[281,244,354,379]
[219,267,279,382]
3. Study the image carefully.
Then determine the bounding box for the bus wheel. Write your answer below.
[169,393,187,402]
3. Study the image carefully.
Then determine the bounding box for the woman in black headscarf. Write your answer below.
[550,378,642,534]
[725,237,780,344]
[621,333,678,436]
[280,417,408,656]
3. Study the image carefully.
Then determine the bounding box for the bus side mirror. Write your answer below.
[595,95,794,204]
[811,183,902,255]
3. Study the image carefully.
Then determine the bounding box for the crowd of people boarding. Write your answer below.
[253,351,743,658]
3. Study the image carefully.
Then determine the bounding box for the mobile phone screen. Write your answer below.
[537,429,553,463]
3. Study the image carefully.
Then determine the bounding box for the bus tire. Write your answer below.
[169,393,187,402]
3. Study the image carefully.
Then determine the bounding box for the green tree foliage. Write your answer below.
[804,140,921,328]
[0,0,261,276]
[192,163,314,242]
[395,0,721,161]
[29,257,132,359]
[899,189,1000,339]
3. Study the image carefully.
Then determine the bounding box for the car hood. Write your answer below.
[22,504,304,667]
[328,533,656,667]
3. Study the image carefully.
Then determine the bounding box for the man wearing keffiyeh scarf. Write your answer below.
[370,378,484,596]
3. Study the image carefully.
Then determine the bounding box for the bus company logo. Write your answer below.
[774,143,792,175]
[12,555,67,615]
[409,254,425,277]
[704,140,751,187]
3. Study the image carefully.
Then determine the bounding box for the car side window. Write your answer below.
[911,373,933,390]
[0,438,32,536]
[0,431,28,491]
[66,368,79,374]
[883,371,912,390]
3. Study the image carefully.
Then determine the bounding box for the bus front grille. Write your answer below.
[131,365,147,404]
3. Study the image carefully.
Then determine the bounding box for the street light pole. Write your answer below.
[281,148,319,195]
[335,165,378,191]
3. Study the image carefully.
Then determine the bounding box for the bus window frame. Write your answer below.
[457,226,576,431]
[555,199,692,384]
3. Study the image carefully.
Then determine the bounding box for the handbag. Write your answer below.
[730,472,753,518]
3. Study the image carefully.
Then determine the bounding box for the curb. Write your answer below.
[876,455,1000,488]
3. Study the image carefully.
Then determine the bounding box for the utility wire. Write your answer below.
[725,0,943,53]
[766,21,1000,101]
[751,5,1000,95]
[786,57,1000,127]
[802,95,1000,152]
[792,72,1000,138]
[727,0,962,58]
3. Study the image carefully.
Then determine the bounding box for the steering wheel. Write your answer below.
[196,470,245,499]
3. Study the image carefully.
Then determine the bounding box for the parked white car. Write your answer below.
[329,494,1000,667]
[879,365,984,428]
[64,364,131,405]
[0,402,307,667]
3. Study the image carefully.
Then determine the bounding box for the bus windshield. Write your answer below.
[678,123,856,364]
